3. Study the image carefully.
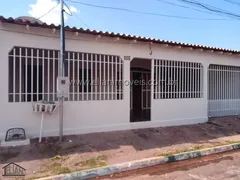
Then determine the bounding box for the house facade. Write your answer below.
[1,16,240,140]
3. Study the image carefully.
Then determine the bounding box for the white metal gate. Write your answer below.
[208,64,240,117]
[130,71,151,111]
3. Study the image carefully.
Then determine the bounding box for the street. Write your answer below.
[95,150,240,180]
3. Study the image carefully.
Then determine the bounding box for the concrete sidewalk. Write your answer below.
[1,116,240,179]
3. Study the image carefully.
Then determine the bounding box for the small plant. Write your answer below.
[51,155,62,160]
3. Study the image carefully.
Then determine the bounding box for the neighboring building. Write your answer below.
[0,15,240,140]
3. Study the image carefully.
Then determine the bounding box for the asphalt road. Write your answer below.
[95,150,240,180]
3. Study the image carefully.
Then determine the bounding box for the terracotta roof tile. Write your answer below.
[0,15,239,54]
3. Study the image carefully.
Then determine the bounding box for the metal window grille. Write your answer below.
[65,52,123,101]
[8,46,123,102]
[208,64,240,117]
[154,59,203,99]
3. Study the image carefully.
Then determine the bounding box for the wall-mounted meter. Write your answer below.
[57,76,69,98]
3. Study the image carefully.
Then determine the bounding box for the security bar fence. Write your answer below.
[208,64,240,117]
[8,46,123,102]
[153,59,203,99]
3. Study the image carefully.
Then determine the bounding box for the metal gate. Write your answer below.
[130,70,151,121]
[208,64,240,117]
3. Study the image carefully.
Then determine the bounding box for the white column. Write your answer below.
[122,56,130,123]
[203,62,209,120]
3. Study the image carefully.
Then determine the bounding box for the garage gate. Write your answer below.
[208,64,240,117]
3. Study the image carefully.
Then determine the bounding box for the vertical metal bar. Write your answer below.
[156,60,159,99]
[31,49,34,102]
[184,62,187,98]
[170,61,172,98]
[103,55,106,100]
[82,53,84,100]
[167,60,170,99]
[189,62,192,98]
[141,73,143,109]
[86,53,89,100]
[111,56,114,100]
[68,52,70,100]
[146,73,148,108]
[47,50,50,101]
[170,61,173,99]
[194,64,196,98]
[95,54,98,100]
[19,47,22,102]
[213,65,215,100]
[220,65,222,102]
[160,60,163,99]
[42,50,45,101]
[181,62,184,98]
[118,58,121,99]
[13,48,16,102]
[115,56,117,100]
[37,49,39,101]
[186,62,189,98]
[153,60,156,99]
[231,66,233,114]
[77,53,80,101]
[100,55,102,100]
[196,64,199,98]
[173,61,176,99]
[73,52,75,101]
[107,55,110,100]
[25,48,28,101]
[90,53,93,100]
[53,51,56,101]
[164,60,167,99]
[178,62,181,98]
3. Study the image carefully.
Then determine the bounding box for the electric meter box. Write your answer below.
[57,76,69,98]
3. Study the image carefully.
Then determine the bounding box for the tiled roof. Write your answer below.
[0,15,239,54]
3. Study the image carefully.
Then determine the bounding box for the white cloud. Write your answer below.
[28,0,77,25]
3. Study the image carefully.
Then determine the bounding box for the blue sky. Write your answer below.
[1,0,240,50]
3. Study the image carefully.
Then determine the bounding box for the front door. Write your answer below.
[130,69,151,122]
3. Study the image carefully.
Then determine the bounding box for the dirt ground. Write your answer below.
[1,116,240,179]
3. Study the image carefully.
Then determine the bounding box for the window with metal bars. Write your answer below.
[154,59,203,99]
[8,46,123,102]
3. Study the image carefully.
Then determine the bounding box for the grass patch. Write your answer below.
[75,155,107,169]
[157,142,240,157]
[48,162,71,174]
[0,151,20,161]
[158,145,210,157]
[225,140,240,144]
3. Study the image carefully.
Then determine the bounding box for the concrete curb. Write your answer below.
[38,143,240,180]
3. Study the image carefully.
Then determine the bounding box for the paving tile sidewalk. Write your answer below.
[1,116,240,179]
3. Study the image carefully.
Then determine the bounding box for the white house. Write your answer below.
[0,15,240,140]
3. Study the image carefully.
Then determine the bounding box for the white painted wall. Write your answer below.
[1,23,240,139]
